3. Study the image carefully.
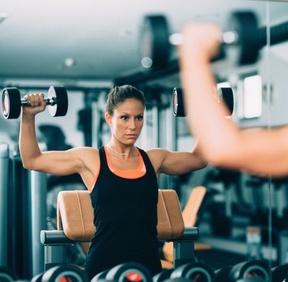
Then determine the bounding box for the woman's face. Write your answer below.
[105,98,144,146]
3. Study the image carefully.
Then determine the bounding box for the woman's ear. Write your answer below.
[104,112,112,127]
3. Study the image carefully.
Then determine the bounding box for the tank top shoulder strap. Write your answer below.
[98,146,108,167]
[137,148,155,174]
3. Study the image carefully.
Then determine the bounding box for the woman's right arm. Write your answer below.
[19,93,98,187]
[178,23,288,177]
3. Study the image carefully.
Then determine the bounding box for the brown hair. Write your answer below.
[106,85,146,115]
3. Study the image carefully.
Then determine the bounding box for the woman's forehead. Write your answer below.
[115,98,145,111]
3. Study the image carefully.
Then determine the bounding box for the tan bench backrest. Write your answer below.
[57,189,184,242]
[162,186,207,264]
[182,186,207,227]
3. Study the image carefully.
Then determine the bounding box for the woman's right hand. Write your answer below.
[179,22,222,62]
[22,93,47,116]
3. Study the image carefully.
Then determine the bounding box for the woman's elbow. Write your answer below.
[21,160,32,170]
[21,158,37,171]
[199,160,208,170]
[193,158,208,171]
[203,149,233,169]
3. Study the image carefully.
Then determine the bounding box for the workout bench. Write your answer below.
[161,186,211,268]
[40,189,199,271]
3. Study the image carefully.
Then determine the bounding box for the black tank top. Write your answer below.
[85,146,161,279]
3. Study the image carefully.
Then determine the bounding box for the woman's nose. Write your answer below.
[129,119,136,129]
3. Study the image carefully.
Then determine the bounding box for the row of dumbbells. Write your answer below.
[1,259,288,282]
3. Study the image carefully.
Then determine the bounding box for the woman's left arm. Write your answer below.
[147,141,207,177]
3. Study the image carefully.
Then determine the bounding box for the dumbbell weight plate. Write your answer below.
[47,86,68,117]
[153,268,174,282]
[0,266,18,281]
[170,262,215,282]
[91,269,110,282]
[41,264,88,282]
[140,15,170,69]
[236,278,267,282]
[172,87,234,117]
[215,265,233,282]
[226,11,259,66]
[31,272,44,282]
[105,262,153,282]
[217,87,234,116]
[172,88,185,117]
[1,87,22,119]
[271,263,288,282]
[162,279,193,282]
[228,260,269,281]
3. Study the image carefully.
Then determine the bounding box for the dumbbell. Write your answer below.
[1,86,68,119]
[228,260,269,282]
[139,11,288,69]
[271,263,288,282]
[172,87,234,117]
[215,265,233,282]
[153,269,174,282]
[31,272,44,282]
[0,266,18,281]
[91,262,153,282]
[41,264,88,282]
[169,262,215,281]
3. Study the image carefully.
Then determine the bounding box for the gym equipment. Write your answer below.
[215,265,233,282]
[140,11,288,68]
[0,266,18,281]
[0,144,9,267]
[10,153,31,279]
[1,86,68,119]
[105,262,152,282]
[170,262,215,281]
[161,279,192,282]
[31,272,44,282]
[271,263,288,282]
[172,87,234,117]
[30,170,47,277]
[41,190,199,270]
[161,186,208,269]
[235,279,267,282]
[153,269,174,282]
[41,264,88,282]
[246,226,262,261]
[228,260,269,281]
[91,269,110,281]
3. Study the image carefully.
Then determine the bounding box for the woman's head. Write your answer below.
[105,85,146,146]
[106,85,146,115]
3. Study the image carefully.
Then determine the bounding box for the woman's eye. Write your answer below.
[121,116,128,120]
[136,116,143,121]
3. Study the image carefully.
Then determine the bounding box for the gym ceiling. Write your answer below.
[0,0,287,89]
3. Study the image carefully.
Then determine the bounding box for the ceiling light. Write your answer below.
[64,58,76,68]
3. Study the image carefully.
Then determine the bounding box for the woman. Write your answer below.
[178,22,288,178]
[19,85,207,279]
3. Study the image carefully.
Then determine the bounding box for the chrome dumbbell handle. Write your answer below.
[20,96,57,106]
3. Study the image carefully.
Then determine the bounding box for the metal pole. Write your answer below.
[10,152,30,279]
[30,170,47,277]
[0,143,9,266]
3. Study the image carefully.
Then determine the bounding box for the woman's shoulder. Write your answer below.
[146,148,169,162]
[146,148,169,155]
[69,146,99,157]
